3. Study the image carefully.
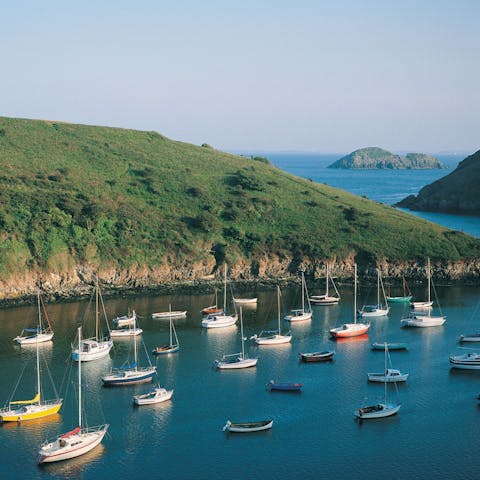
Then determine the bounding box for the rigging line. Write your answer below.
[431,278,443,317]
[6,356,30,405]
[98,283,112,335]
[41,348,60,400]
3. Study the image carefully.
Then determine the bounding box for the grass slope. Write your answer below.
[0,117,478,279]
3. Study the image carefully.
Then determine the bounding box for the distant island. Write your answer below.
[328,147,446,169]
[396,149,480,215]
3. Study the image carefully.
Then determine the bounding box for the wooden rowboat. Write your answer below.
[299,351,335,362]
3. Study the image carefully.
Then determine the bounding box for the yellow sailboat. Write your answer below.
[1,295,62,422]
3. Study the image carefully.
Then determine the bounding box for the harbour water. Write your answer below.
[1,282,480,480]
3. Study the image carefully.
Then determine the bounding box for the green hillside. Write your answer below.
[0,117,478,284]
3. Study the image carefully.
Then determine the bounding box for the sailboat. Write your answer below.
[411,257,434,309]
[201,288,224,315]
[112,309,136,328]
[152,304,180,355]
[38,327,108,463]
[201,264,238,328]
[358,269,390,317]
[102,316,156,386]
[215,307,258,369]
[401,260,446,327]
[1,297,62,422]
[252,286,292,345]
[330,264,370,338]
[14,291,54,345]
[110,311,143,338]
[386,276,412,303]
[71,278,113,362]
[354,344,401,419]
[309,264,341,305]
[284,271,313,322]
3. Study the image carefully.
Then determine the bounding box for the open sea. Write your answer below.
[1,153,480,480]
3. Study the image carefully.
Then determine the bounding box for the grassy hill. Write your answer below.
[0,117,478,293]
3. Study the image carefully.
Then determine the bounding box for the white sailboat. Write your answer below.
[71,278,113,362]
[359,269,390,317]
[201,264,238,328]
[330,264,370,338]
[215,307,258,369]
[411,257,434,309]
[38,327,108,463]
[252,286,292,345]
[309,264,341,305]
[112,309,136,328]
[14,291,54,345]
[152,304,180,355]
[1,301,62,422]
[355,344,401,419]
[110,310,143,338]
[284,271,313,322]
[102,315,156,386]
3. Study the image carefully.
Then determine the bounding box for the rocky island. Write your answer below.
[328,147,446,169]
[397,149,480,215]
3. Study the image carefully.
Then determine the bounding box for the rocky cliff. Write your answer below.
[397,150,480,215]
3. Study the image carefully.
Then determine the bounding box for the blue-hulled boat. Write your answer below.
[371,342,408,351]
[267,380,302,392]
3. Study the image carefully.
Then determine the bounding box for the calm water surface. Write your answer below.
[1,284,480,479]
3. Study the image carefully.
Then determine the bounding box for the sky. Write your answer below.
[1,0,479,153]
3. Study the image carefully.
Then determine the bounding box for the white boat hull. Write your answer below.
[71,340,113,362]
[215,357,258,369]
[368,373,409,382]
[151,311,187,319]
[459,334,480,342]
[254,334,291,345]
[14,332,54,345]
[110,328,143,337]
[449,353,480,369]
[133,388,173,405]
[401,315,446,327]
[359,307,390,317]
[284,311,312,322]
[355,403,400,419]
[38,426,108,463]
[411,301,433,310]
[201,314,237,328]
[233,298,257,304]
[330,323,370,338]
[223,420,273,432]
[309,295,340,305]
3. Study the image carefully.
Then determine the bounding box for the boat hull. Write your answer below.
[152,344,180,355]
[459,334,480,342]
[355,403,400,419]
[330,323,370,338]
[401,316,446,327]
[133,388,173,405]
[254,334,292,345]
[284,312,312,322]
[0,401,62,422]
[38,425,108,464]
[223,420,273,432]
[411,301,433,310]
[309,296,340,306]
[299,351,334,362]
[449,354,480,369]
[386,296,412,303]
[102,368,156,386]
[215,357,258,369]
[371,343,407,351]
[358,308,389,317]
[14,332,54,345]
[151,311,187,319]
[110,328,142,338]
[71,340,113,362]
[268,381,302,391]
[367,373,409,383]
[201,314,237,328]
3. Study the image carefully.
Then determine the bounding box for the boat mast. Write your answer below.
[240,307,245,359]
[36,292,41,403]
[169,304,173,347]
[223,263,227,313]
[78,326,82,428]
[277,285,281,335]
[427,257,431,304]
[301,271,305,313]
[376,269,380,306]
[354,264,357,324]
[325,265,329,297]
[133,312,138,371]
[95,276,99,341]
[384,343,388,403]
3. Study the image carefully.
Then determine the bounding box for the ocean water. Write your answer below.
[258,152,479,238]
[1,284,480,480]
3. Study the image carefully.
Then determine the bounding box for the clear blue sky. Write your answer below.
[1,0,479,153]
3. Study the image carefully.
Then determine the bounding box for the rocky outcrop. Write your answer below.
[328,147,446,169]
[1,255,479,306]
[397,150,480,215]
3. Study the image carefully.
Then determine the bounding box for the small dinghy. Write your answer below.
[299,351,335,362]
[133,386,173,405]
[267,380,302,392]
[368,368,409,383]
[371,342,408,351]
[223,419,273,433]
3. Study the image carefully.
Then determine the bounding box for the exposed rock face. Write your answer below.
[397,150,480,215]
[328,147,446,169]
[1,255,478,305]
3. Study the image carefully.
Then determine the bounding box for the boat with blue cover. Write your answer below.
[267,380,302,392]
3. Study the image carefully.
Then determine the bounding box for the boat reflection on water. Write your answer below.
[333,334,369,344]
[1,413,62,432]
